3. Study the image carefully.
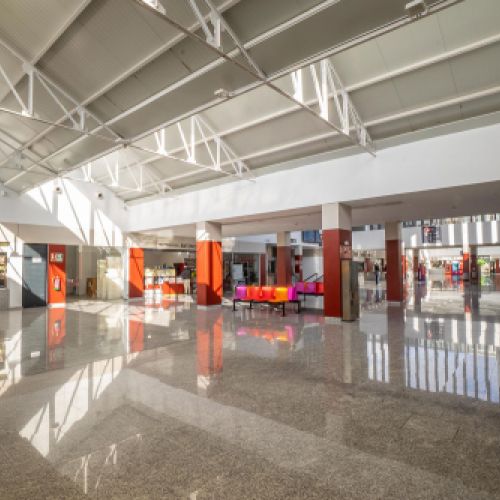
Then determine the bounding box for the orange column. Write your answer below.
[322,203,352,319]
[196,222,222,307]
[129,248,144,298]
[48,244,66,305]
[276,231,292,285]
[385,222,403,303]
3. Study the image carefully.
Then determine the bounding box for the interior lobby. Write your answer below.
[1,0,500,498]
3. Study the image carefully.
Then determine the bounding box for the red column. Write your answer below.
[323,229,351,318]
[322,203,352,320]
[463,251,470,280]
[413,254,419,278]
[496,259,500,273]
[385,222,403,302]
[48,244,66,305]
[276,231,292,285]
[196,222,222,306]
[276,247,292,285]
[470,247,479,283]
[259,254,267,285]
[129,248,144,298]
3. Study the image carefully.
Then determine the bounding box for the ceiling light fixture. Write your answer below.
[405,0,428,17]
[214,88,234,99]
[142,0,165,14]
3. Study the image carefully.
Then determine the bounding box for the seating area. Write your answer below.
[296,281,324,297]
[233,285,301,316]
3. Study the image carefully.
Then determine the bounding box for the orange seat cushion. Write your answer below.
[260,286,275,301]
[247,286,262,301]
[272,287,289,302]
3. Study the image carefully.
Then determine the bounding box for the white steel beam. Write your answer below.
[0,0,93,105]
[0,0,241,175]
[134,0,375,158]
[129,83,500,198]
[7,0,466,192]
[7,0,349,185]
[130,30,500,166]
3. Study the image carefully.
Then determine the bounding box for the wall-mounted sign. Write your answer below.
[340,244,352,260]
[422,225,441,244]
[32,257,42,264]
[0,242,9,247]
[50,252,64,263]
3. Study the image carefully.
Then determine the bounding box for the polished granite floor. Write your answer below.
[1,279,500,499]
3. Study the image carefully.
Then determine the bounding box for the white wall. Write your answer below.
[222,238,267,254]
[0,178,127,247]
[144,250,192,268]
[302,248,323,279]
[352,221,500,252]
[129,120,500,232]
[0,225,23,308]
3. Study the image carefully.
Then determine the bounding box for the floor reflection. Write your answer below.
[1,284,500,498]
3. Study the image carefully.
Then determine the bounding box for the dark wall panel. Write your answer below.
[22,244,48,308]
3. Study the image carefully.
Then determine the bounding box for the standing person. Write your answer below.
[181,267,191,295]
[374,262,380,286]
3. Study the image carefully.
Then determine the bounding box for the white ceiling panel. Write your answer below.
[0,0,499,202]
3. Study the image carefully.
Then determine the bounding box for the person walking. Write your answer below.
[181,267,191,295]
[374,262,380,286]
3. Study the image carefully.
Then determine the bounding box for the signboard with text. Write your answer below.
[422,226,441,244]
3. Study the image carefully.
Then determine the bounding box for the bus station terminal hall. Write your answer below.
[1,0,500,498]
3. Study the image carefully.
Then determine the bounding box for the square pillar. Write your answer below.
[276,231,292,285]
[470,245,479,283]
[128,247,144,298]
[322,203,352,319]
[259,254,267,285]
[385,222,403,303]
[196,222,222,307]
[463,247,470,281]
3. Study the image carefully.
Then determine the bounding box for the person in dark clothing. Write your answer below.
[374,263,380,286]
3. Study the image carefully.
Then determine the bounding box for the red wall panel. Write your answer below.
[129,248,144,298]
[48,244,66,305]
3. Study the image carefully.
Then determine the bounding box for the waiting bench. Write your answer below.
[296,281,324,303]
[233,285,301,316]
